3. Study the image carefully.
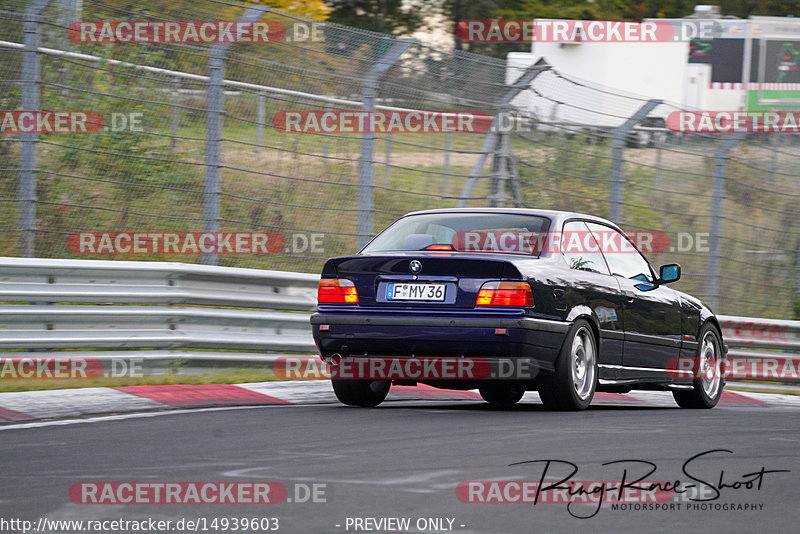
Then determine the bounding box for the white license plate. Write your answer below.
[386,283,446,301]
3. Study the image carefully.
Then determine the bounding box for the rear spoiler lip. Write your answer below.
[328,251,543,261]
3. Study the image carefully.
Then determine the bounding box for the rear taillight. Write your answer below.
[318,278,358,304]
[476,281,534,307]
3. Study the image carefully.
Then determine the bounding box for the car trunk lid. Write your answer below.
[324,254,527,309]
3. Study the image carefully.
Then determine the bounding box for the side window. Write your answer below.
[587,222,654,282]
[561,221,610,275]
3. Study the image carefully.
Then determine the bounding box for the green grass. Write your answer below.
[727,382,800,396]
[0,368,290,393]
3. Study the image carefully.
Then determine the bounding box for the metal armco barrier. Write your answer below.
[0,257,798,381]
[718,315,800,382]
[0,257,318,359]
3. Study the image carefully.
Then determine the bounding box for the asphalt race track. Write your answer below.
[1,393,798,534]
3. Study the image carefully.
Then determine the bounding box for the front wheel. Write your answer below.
[673,325,725,409]
[539,319,597,411]
[331,379,390,407]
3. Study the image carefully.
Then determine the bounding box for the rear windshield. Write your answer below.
[361,213,551,256]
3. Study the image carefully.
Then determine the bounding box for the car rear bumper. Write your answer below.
[310,312,568,374]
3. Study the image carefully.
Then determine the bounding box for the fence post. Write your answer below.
[357,38,415,248]
[456,127,497,208]
[441,132,452,196]
[170,76,180,152]
[383,132,392,185]
[256,91,266,147]
[56,0,81,49]
[485,130,524,208]
[458,59,550,207]
[795,226,800,319]
[608,99,661,224]
[706,132,746,311]
[654,142,663,190]
[488,126,505,207]
[201,4,268,266]
[17,0,54,257]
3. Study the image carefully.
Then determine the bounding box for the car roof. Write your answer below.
[403,207,621,230]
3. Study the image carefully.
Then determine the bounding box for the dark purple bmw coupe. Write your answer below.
[311,208,725,411]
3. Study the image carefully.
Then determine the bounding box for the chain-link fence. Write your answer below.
[1,0,799,319]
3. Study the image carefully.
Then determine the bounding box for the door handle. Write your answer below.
[623,290,636,302]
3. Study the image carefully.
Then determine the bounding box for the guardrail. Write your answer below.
[0,258,797,381]
[0,257,318,360]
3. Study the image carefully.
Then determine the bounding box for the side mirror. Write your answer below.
[659,264,681,284]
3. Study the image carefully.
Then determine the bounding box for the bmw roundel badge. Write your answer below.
[409,260,422,273]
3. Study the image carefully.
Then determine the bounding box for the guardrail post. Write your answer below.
[458,59,550,207]
[608,99,662,224]
[357,38,415,248]
[17,0,54,258]
[202,4,268,265]
[706,132,746,311]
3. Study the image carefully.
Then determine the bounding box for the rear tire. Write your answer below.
[539,319,598,411]
[331,379,390,407]
[673,324,725,409]
[479,385,525,407]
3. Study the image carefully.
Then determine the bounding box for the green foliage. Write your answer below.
[494,0,694,20]
[327,0,423,34]
[489,0,799,24]
[717,0,800,17]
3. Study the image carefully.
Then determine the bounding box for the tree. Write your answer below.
[492,0,695,20]
[326,0,423,34]
[717,0,800,17]
[259,0,332,19]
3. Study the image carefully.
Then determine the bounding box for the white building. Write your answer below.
[507,8,800,125]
